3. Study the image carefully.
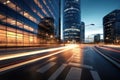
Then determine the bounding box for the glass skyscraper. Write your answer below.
[0,0,59,47]
[103,9,120,44]
[63,0,81,43]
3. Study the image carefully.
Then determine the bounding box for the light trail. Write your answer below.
[104,45,120,48]
[0,45,78,61]
[100,47,120,53]
[0,48,70,73]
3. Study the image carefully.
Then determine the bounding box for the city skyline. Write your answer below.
[0,1,120,80]
[61,0,120,40]
[81,0,120,40]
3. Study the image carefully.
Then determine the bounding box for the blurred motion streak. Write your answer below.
[0,47,73,72]
[100,47,120,53]
[0,44,77,61]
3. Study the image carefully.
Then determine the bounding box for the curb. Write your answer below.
[93,47,120,69]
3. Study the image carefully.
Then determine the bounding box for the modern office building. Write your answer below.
[0,0,59,47]
[63,0,81,43]
[38,17,55,44]
[80,22,85,43]
[103,9,120,44]
[94,34,100,43]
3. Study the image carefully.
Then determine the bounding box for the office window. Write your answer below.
[0,24,6,30]
[7,17,16,25]
[16,6,21,12]
[0,14,5,20]
[17,33,23,43]
[17,21,24,29]
[7,27,16,32]
[0,14,6,23]
[24,24,34,32]
[7,31,16,44]
[37,12,43,18]
[7,1,16,11]
[34,35,38,44]
[0,29,6,45]
[24,34,29,44]
[24,11,37,23]
[30,34,34,43]
[24,25,29,30]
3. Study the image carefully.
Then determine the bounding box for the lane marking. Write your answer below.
[36,62,55,73]
[68,62,93,69]
[65,67,82,80]
[90,70,101,80]
[93,47,120,68]
[48,64,67,80]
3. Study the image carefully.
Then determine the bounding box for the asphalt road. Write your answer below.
[0,44,120,80]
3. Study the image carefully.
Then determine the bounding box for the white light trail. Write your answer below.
[0,45,77,61]
[0,48,70,73]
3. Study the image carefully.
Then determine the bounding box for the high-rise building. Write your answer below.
[80,22,85,43]
[103,9,120,44]
[0,0,59,47]
[63,0,81,43]
[94,34,100,43]
[38,17,55,44]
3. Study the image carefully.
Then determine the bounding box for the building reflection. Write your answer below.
[38,17,55,44]
[0,0,59,47]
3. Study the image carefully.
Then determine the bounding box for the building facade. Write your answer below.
[38,17,55,44]
[103,9,120,44]
[80,22,85,43]
[94,34,100,43]
[0,0,59,47]
[63,0,81,43]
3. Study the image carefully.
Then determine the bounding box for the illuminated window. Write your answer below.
[43,0,55,19]
[34,0,49,16]
[29,27,34,32]
[7,27,16,32]
[17,33,23,43]
[0,29,6,44]
[16,6,21,12]
[0,14,6,23]
[17,21,23,28]
[0,14,6,20]
[24,25,34,32]
[24,34,29,44]
[34,36,38,43]
[37,12,44,18]
[24,25,29,30]
[30,35,34,43]
[0,25,6,30]
[7,31,16,43]
[7,18,16,25]
[24,11,38,23]
[16,6,24,15]
[0,0,9,4]
[7,1,16,10]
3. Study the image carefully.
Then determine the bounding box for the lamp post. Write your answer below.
[85,24,95,43]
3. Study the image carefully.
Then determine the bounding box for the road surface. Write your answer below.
[0,44,120,80]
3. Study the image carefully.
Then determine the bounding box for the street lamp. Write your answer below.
[85,24,95,26]
[85,24,95,43]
